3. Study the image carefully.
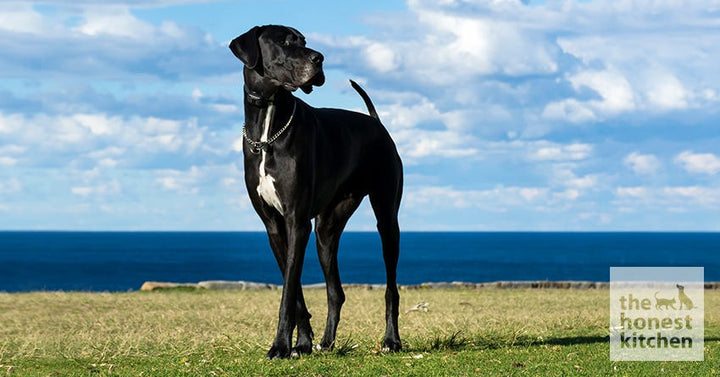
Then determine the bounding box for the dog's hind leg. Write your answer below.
[314,195,363,350]
[369,170,403,352]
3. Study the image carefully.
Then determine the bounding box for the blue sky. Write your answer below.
[1,0,719,231]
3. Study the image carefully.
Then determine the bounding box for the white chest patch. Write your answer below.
[257,103,284,215]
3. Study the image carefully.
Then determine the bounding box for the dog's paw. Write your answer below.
[266,344,291,359]
[291,343,313,357]
[382,338,402,352]
[314,341,334,352]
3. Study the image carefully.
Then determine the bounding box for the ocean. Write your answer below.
[1,232,718,292]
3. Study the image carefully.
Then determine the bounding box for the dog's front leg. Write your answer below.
[267,218,312,359]
[261,212,314,356]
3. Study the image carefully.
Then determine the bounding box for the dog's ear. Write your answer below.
[229,26,263,71]
[286,26,305,42]
[300,70,325,94]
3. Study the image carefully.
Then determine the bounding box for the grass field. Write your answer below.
[0,288,718,376]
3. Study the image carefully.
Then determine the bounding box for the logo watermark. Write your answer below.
[610,267,704,361]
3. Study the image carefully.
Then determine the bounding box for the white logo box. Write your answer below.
[610,267,704,361]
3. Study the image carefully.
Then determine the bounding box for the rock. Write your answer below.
[197,281,277,290]
[141,279,697,292]
[339,283,386,290]
[140,281,200,291]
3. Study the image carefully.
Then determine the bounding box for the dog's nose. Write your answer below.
[310,52,324,64]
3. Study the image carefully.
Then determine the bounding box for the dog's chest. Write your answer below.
[256,103,284,214]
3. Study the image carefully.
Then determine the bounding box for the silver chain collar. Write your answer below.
[242,100,297,154]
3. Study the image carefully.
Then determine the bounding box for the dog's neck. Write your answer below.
[243,68,296,143]
[243,68,278,104]
[244,86,275,108]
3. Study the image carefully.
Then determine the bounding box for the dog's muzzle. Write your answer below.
[298,51,325,93]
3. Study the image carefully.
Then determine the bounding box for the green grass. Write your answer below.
[0,288,718,376]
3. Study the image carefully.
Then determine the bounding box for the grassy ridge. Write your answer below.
[0,289,718,376]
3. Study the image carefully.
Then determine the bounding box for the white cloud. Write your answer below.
[616,186,647,198]
[0,145,25,154]
[29,0,215,6]
[211,104,239,114]
[73,114,119,136]
[526,142,593,162]
[557,70,636,119]
[192,88,203,101]
[518,187,546,202]
[541,99,597,123]
[663,186,720,205]
[477,140,595,167]
[624,152,662,175]
[71,180,122,197]
[392,129,478,161]
[0,4,45,34]
[0,157,18,166]
[405,185,551,211]
[565,175,597,189]
[320,0,558,84]
[380,96,443,130]
[543,69,637,122]
[0,178,22,194]
[615,185,720,208]
[675,151,720,175]
[403,183,602,216]
[541,166,599,204]
[645,71,689,110]
[87,146,126,160]
[154,164,244,196]
[231,137,244,153]
[554,189,580,201]
[572,69,636,114]
[76,6,155,39]
[364,42,400,73]
[156,166,201,194]
[0,2,223,81]
[0,112,223,168]
[375,94,479,161]
[319,0,720,130]
[411,6,558,77]
[555,12,720,116]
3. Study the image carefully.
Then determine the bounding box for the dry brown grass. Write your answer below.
[0,288,717,376]
[0,288,608,359]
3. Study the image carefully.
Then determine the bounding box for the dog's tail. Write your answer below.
[350,80,380,121]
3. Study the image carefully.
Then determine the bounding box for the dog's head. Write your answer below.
[677,284,685,290]
[230,25,325,94]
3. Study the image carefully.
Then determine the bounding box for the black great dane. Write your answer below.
[229,25,403,359]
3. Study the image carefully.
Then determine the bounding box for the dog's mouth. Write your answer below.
[282,82,300,91]
[281,67,325,94]
[300,69,325,94]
